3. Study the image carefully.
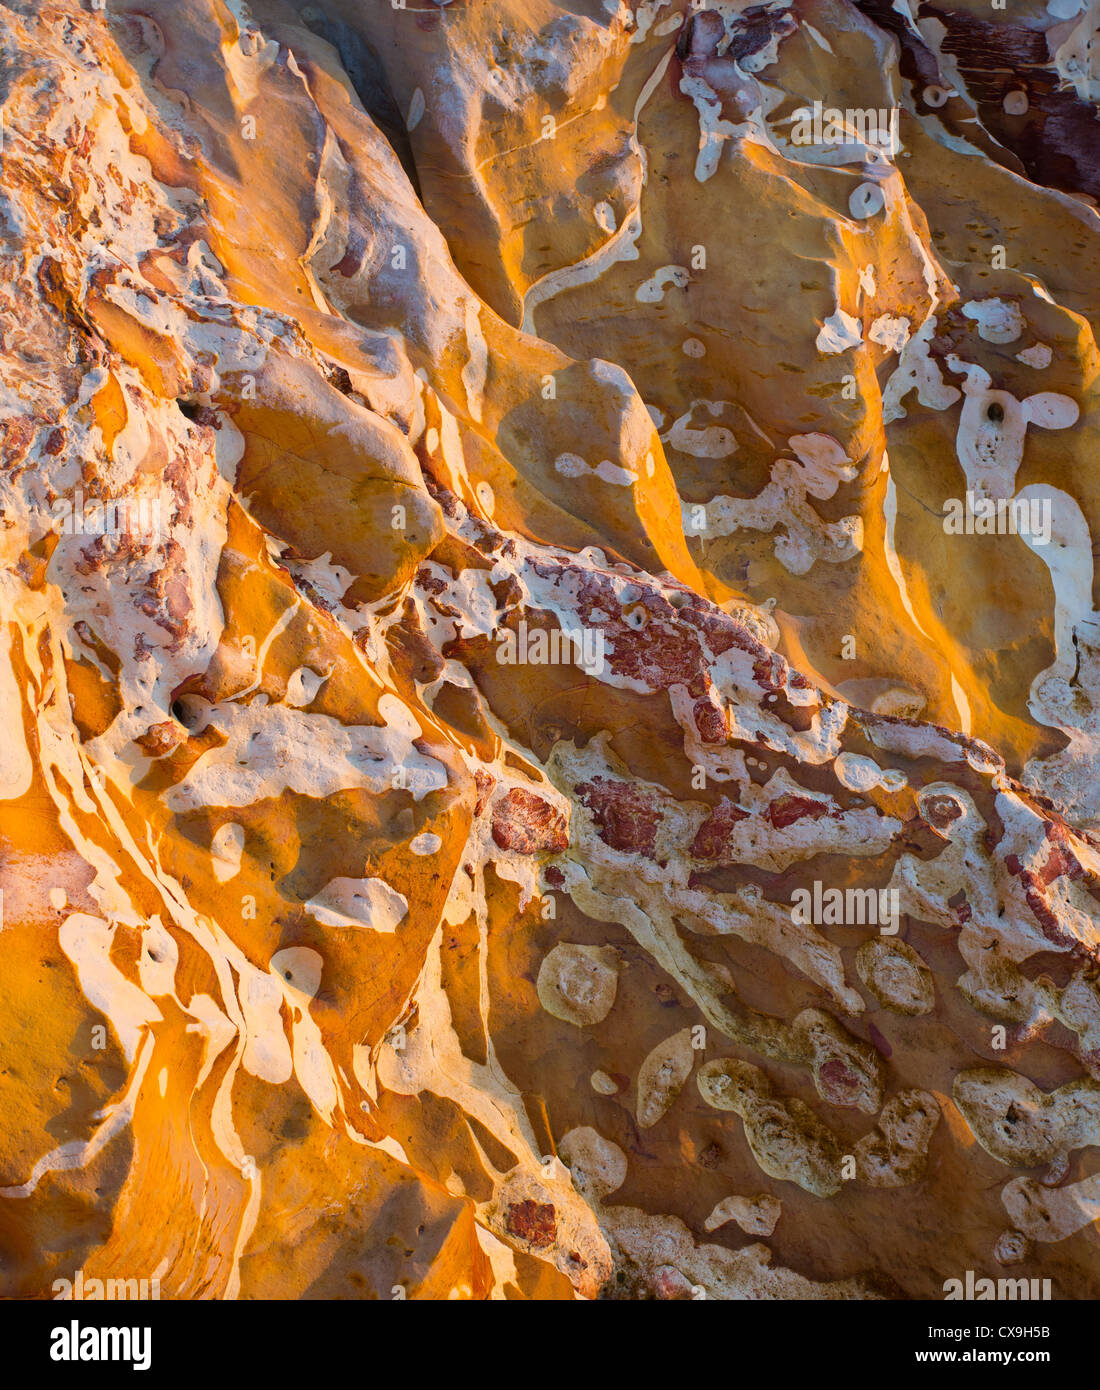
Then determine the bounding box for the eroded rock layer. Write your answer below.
[2,0,1100,1300]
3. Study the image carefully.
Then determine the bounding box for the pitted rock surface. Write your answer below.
[2,0,1100,1302]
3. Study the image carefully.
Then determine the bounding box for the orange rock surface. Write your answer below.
[2,0,1100,1300]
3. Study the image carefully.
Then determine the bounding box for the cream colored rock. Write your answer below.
[536,943,620,1028]
[703,1194,782,1237]
[636,1028,696,1129]
[856,939,936,1016]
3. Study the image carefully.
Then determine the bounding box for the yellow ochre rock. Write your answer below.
[2,0,1100,1303]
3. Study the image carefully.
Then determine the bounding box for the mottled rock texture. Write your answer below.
[1,0,1100,1301]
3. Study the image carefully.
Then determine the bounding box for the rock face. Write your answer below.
[1,0,1100,1302]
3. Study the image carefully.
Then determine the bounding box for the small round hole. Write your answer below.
[986,402,1005,423]
[171,696,205,731]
